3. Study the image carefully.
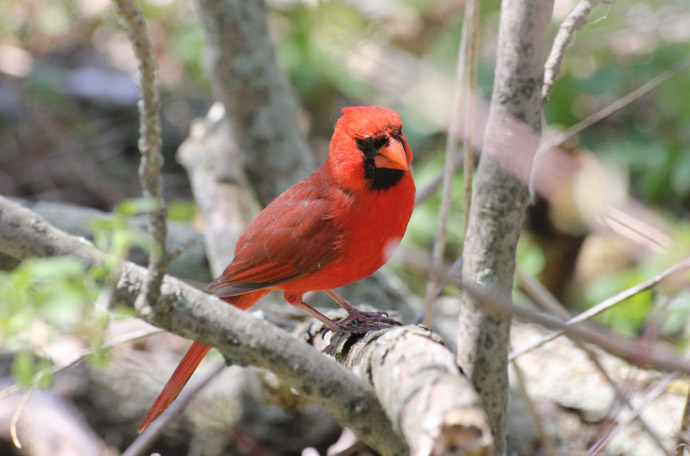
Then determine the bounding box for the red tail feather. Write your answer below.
[138,342,210,432]
[138,290,267,433]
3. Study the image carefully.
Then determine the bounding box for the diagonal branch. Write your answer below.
[542,0,612,102]
[0,195,406,455]
[510,256,690,360]
[313,325,493,456]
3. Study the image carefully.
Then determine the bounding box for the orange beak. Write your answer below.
[374,138,409,171]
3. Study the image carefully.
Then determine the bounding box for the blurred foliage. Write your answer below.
[0,198,153,388]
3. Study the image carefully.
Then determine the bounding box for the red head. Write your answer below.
[328,106,413,192]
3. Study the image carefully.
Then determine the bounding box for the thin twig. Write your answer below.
[462,0,480,233]
[676,386,690,456]
[452,277,690,375]
[544,56,690,150]
[423,0,477,326]
[588,373,675,455]
[9,383,35,449]
[510,256,690,360]
[510,347,557,456]
[111,0,169,312]
[542,0,612,102]
[517,268,669,455]
[123,360,226,456]
[0,327,164,402]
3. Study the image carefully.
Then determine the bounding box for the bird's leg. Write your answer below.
[324,289,401,328]
[292,301,341,332]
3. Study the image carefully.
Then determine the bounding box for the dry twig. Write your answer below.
[453,276,690,375]
[111,0,170,312]
[542,0,613,102]
[510,257,690,360]
[517,269,669,455]
[423,0,478,326]
[588,374,675,455]
[123,361,226,456]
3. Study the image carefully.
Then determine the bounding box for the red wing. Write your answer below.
[208,179,344,296]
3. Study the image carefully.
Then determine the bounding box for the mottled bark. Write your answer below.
[193,0,316,207]
[313,325,493,456]
[457,0,554,454]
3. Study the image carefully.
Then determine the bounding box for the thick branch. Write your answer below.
[458,0,554,453]
[0,196,406,456]
[193,0,316,206]
[312,326,493,456]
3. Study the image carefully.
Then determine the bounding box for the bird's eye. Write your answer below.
[373,136,389,150]
[354,137,368,149]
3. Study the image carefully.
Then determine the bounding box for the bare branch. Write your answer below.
[454,277,690,375]
[111,0,169,312]
[517,269,670,455]
[193,0,316,206]
[313,325,493,456]
[123,361,226,456]
[676,387,690,456]
[544,56,690,150]
[423,16,465,326]
[0,195,406,455]
[588,373,675,455]
[458,0,554,452]
[542,0,612,102]
[510,256,690,360]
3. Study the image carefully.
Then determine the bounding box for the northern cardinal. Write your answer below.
[138,106,415,432]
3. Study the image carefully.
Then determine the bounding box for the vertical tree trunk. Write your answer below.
[457,0,554,454]
[194,0,316,206]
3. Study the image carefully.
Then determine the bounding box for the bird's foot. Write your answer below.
[336,309,401,330]
[323,310,401,354]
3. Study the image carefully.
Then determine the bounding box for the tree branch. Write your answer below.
[542,0,612,102]
[510,256,690,360]
[313,325,493,456]
[112,0,170,311]
[457,0,554,452]
[0,195,406,455]
[455,277,690,376]
[193,0,316,207]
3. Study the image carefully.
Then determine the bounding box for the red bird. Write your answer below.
[138,106,415,432]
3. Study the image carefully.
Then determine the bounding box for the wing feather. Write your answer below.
[208,176,345,297]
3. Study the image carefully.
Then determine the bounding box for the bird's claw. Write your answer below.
[337,309,401,329]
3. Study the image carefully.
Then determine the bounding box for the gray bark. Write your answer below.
[313,325,493,456]
[0,196,407,455]
[458,0,554,454]
[193,0,316,207]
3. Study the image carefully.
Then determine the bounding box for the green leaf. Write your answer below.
[167,199,197,222]
[115,197,159,216]
[11,351,37,388]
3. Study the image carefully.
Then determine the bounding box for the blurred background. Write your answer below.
[1,0,690,454]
